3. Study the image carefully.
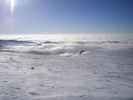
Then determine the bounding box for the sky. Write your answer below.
[0,0,133,34]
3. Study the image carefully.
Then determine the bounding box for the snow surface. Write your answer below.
[0,34,133,100]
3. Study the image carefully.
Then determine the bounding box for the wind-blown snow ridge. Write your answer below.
[0,40,34,46]
[0,39,133,57]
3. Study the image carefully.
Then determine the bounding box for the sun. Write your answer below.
[10,0,16,14]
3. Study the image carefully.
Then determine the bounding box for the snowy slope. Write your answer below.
[0,34,133,100]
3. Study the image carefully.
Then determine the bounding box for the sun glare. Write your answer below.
[10,0,16,14]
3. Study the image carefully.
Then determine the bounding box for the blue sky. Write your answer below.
[0,0,133,34]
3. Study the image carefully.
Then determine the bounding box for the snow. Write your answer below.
[0,34,133,100]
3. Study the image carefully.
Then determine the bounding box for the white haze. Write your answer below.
[0,33,133,42]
